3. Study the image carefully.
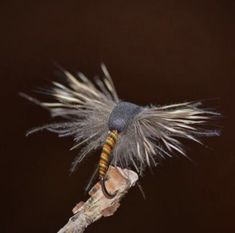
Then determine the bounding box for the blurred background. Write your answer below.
[1,1,234,232]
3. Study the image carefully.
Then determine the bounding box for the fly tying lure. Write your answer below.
[22,64,220,198]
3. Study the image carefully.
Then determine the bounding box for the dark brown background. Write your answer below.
[1,1,234,233]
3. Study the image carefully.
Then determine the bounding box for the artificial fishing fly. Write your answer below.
[21,64,220,198]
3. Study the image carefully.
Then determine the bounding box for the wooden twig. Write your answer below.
[57,166,138,233]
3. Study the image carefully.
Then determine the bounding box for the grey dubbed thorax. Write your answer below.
[108,101,143,132]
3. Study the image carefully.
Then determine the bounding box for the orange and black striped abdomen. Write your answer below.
[99,130,118,178]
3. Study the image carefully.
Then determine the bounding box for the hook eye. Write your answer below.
[100,177,118,199]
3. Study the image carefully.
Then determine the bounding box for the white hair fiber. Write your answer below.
[22,64,220,175]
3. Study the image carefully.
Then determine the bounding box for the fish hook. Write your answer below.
[100,177,118,199]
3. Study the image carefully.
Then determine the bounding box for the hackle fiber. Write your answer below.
[22,64,220,175]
